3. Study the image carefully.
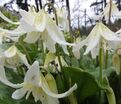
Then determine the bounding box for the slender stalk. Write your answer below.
[108,0,112,24]
[99,47,103,84]
[105,50,108,69]
[19,42,32,64]
[35,0,39,12]
[99,46,104,104]
[119,55,121,94]
[66,0,72,34]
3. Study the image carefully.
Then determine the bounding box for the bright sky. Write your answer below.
[0,0,94,11]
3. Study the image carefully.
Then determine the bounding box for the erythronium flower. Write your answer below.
[73,22,121,59]
[92,2,121,21]
[56,8,69,32]
[10,61,77,103]
[3,45,30,68]
[0,9,75,53]
[102,2,121,20]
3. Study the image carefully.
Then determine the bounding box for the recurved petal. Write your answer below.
[24,32,41,43]
[12,88,27,99]
[0,11,20,25]
[0,25,25,35]
[0,66,22,88]
[40,73,77,98]
[46,15,75,46]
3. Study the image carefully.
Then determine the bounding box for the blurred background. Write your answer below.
[0,0,121,36]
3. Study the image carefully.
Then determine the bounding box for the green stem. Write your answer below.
[99,47,104,104]
[99,47,103,84]
[19,42,32,64]
[119,55,121,94]
[105,50,108,69]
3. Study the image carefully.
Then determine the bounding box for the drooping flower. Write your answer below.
[102,2,121,20]
[92,2,121,21]
[73,22,121,59]
[56,8,69,32]
[0,8,74,53]
[3,45,30,68]
[4,61,77,103]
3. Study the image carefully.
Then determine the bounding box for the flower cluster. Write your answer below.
[0,6,77,104]
[0,1,121,104]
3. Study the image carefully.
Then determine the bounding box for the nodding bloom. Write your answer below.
[0,61,77,104]
[0,45,29,69]
[92,2,121,21]
[56,8,69,32]
[0,8,75,54]
[73,22,121,59]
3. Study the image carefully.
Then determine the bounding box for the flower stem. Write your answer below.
[99,47,103,84]
[19,42,32,64]
[105,50,108,69]
[99,47,104,104]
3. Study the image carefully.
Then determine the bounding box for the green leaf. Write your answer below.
[63,67,101,103]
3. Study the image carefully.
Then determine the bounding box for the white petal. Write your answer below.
[40,73,77,98]
[0,25,25,35]
[4,45,17,58]
[99,23,121,41]
[24,61,40,86]
[0,66,22,88]
[20,19,37,32]
[84,25,101,55]
[35,11,46,32]
[18,52,30,68]
[90,46,99,59]
[12,88,27,99]
[19,9,35,25]
[46,15,75,46]
[42,31,56,53]
[0,11,19,25]
[73,39,87,59]
[24,32,41,43]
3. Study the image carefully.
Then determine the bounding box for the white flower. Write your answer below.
[73,22,121,59]
[103,2,121,20]
[56,8,69,32]
[9,61,77,103]
[0,9,74,53]
[3,45,30,68]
